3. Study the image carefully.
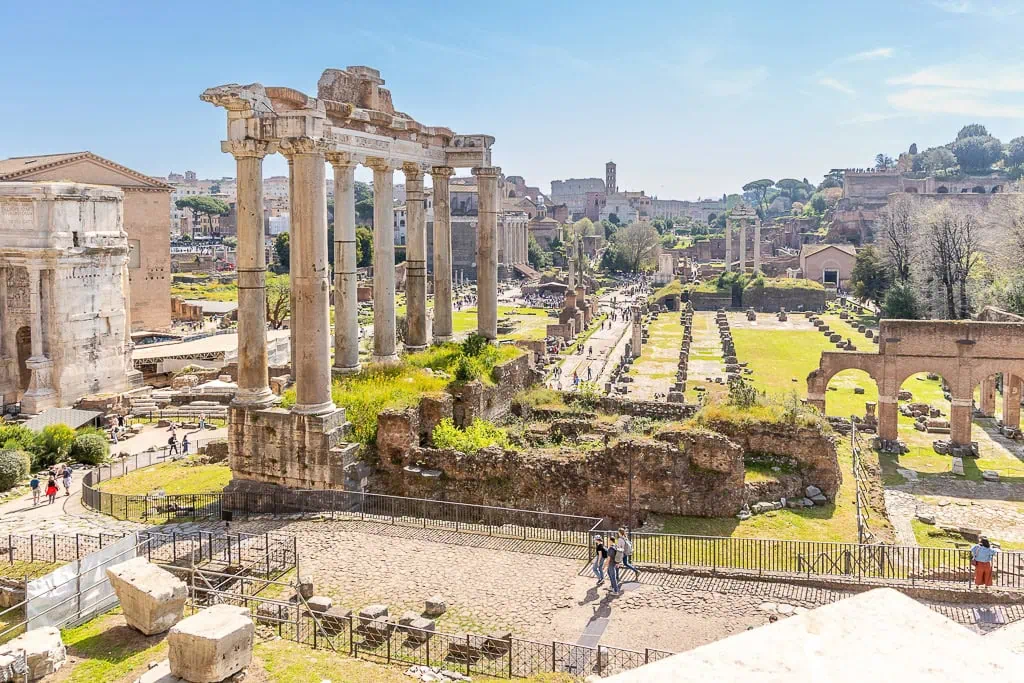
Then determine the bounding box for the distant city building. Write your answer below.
[550,177,605,215]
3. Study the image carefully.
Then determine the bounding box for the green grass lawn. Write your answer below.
[96,458,231,495]
[911,520,1024,551]
[61,610,169,683]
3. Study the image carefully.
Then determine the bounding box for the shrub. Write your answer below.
[0,423,36,452]
[461,333,489,358]
[0,449,29,491]
[454,355,480,383]
[35,423,75,468]
[431,418,512,453]
[70,433,109,465]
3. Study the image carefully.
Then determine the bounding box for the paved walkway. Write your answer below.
[555,289,632,391]
[0,423,226,537]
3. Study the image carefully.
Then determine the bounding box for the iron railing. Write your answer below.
[82,473,602,548]
[188,576,675,679]
[630,532,1024,588]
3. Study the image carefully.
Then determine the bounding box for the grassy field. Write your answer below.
[96,458,231,495]
[628,313,684,391]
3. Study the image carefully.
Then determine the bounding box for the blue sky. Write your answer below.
[1,0,1022,198]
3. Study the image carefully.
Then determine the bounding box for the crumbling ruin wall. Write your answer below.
[598,397,698,420]
[448,354,539,427]
[743,287,826,313]
[375,430,746,520]
[702,420,842,498]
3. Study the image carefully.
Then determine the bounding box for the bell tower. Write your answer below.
[605,161,617,195]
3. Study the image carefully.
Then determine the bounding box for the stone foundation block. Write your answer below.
[0,651,26,682]
[0,627,65,681]
[424,596,447,617]
[483,631,512,655]
[359,604,389,627]
[447,635,481,662]
[320,606,353,636]
[295,575,314,600]
[306,596,332,613]
[106,557,187,636]
[168,605,254,683]
[404,618,435,644]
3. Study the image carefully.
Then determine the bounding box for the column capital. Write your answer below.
[279,136,330,158]
[365,156,399,173]
[402,162,425,180]
[221,139,277,159]
[325,151,357,169]
[471,166,502,178]
[431,166,455,178]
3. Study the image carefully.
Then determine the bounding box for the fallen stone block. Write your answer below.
[404,618,435,644]
[0,651,26,682]
[359,604,389,627]
[805,485,822,498]
[952,457,965,476]
[168,604,254,683]
[482,631,512,655]
[306,596,332,613]
[295,575,314,600]
[0,627,65,681]
[425,596,447,617]
[811,494,828,505]
[398,611,420,628]
[982,470,1000,482]
[319,606,353,636]
[362,618,394,643]
[106,557,187,636]
[447,635,481,663]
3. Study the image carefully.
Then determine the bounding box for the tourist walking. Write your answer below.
[62,466,72,496]
[606,537,622,595]
[592,535,607,585]
[586,366,592,382]
[45,477,58,505]
[182,435,190,455]
[30,474,40,506]
[971,536,997,588]
[168,434,179,456]
[199,413,206,430]
[617,528,639,580]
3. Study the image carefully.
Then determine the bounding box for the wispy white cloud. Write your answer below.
[840,47,894,63]
[840,112,904,125]
[887,64,1024,93]
[818,77,856,96]
[647,46,768,98]
[930,0,1021,16]
[887,87,1024,117]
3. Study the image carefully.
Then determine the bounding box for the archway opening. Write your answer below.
[936,186,949,194]
[972,186,985,194]
[824,368,878,419]
[895,371,954,468]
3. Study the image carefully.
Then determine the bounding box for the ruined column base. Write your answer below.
[371,353,400,365]
[432,335,453,344]
[331,364,362,378]
[227,404,359,492]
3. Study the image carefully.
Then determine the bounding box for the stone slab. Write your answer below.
[106,557,187,636]
[168,605,254,683]
[0,626,65,681]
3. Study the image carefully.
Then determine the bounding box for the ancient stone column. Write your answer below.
[283,139,334,415]
[368,158,398,362]
[403,163,428,351]
[980,376,996,417]
[1004,374,1022,429]
[27,267,45,360]
[739,222,747,273]
[328,155,360,375]
[754,220,762,274]
[287,157,296,376]
[949,397,973,446]
[473,166,500,341]
[22,266,56,412]
[0,267,7,358]
[226,140,275,407]
[431,167,454,343]
[877,395,899,441]
[724,226,732,273]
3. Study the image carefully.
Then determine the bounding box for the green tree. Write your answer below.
[527,236,550,270]
[742,179,774,218]
[36,424,75,468]
[266,277,290,329]
[355,199,375,224]
[355,226,374,268]
[808,193,828,215]
[957,123,989,140]
[951,135,1003,171]
[274,232,290,271]
[616,223,660,273]
[608,213,620,226]
[882,282,923,319]
[921,146,957,173]
[1006,136,1024,168]
[874,154,895,170]
[850,246,891,306]
[354,181,373,204]
[909,143,918,155]
[817,171,843,191]
[70,433,109,465]
[175,196,230,233]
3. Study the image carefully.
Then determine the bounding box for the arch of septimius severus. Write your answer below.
[201,66,500,492]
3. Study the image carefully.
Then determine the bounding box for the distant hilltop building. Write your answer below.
[551,160,725,223]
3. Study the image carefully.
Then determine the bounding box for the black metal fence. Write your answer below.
[189,580,675,679]
[0,531,126,569]
[82,473,602,549]
[631,532,1024,588]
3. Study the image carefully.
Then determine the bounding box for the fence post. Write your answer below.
[52,535,56,563]
[508,638,513,678]
[466,634,471,676]
[173,532,177,564]
[551,641,556,673]
[29,536,33,562]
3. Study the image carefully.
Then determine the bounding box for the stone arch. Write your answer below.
[707,213,717,223]
[972,186,986,194]
[936,186,949,194]
[904,187,919,193]
[992,185,1003,194]
[806,352,883,400]
[15,326,31,392]
[508,190,516,198]
[823,368,879,419]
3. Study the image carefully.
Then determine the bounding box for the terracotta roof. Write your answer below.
[800,243,856,258]
[0,151,172,190]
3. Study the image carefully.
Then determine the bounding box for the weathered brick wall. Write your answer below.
[687,292,733,310]
[743,287,826,312]
[598,397,698,420]
[376,430,746,520]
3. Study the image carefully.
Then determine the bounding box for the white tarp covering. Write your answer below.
[27,532,138,630]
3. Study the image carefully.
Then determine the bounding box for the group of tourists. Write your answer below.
[592,528,639,596]
[29,464,73,506]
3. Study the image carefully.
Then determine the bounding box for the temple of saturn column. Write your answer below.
[724,205,759,273]
[201,66,498,491]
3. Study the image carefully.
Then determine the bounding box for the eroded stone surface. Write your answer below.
[106,557,187,636]
[0,626,65,681]
[168,605,254,683]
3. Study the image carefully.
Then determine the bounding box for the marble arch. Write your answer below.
[202,66,500,492]
[808,320,1024,446]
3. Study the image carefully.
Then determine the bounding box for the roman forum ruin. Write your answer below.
[201,66,500,491]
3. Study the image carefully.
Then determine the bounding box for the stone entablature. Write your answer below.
[0,182,136,410]
[808,320,1024,445]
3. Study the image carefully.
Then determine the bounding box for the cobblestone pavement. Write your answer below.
[887,475,1024,542]
[221,518,1020,654]
[554,288,634,391]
